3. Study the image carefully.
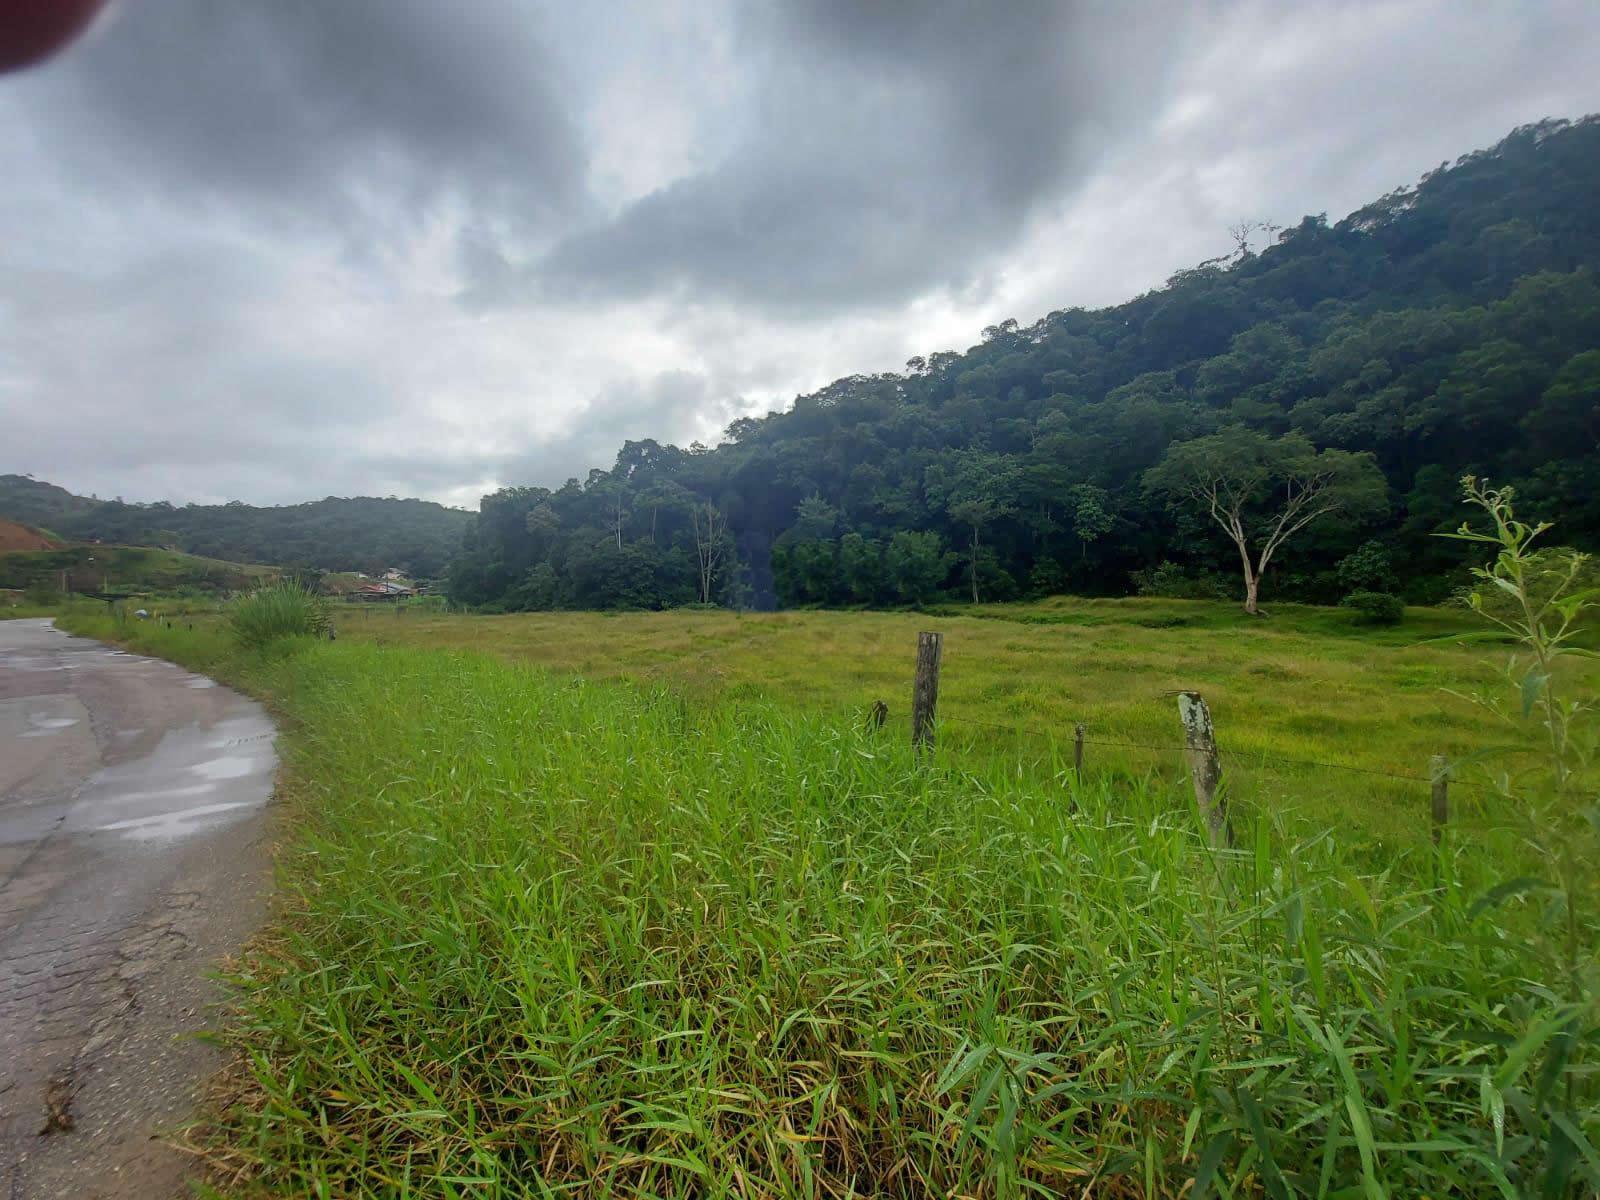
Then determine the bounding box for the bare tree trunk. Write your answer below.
[691,502,724,605]
[970,526,980,604]
[1232,535,1261,615]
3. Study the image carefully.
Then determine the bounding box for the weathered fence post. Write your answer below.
[1178,691,1232,848]
[1073,722,1085,784]
[911,632,943,757]
[869,699,888,731]
[1430,754,1449,844]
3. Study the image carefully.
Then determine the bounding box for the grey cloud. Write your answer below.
[490,370,741,492]
[533,1,1196,311]
[4,245,405,502]
[24,0,587,239]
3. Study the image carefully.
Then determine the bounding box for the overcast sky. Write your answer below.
[3,1,1598,509]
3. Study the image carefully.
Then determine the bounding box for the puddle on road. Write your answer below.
[20,715,80,738]
[78,711,277,844]
[190,755,255,781]
[2,623,278,847]
[97,800,256,840]
[108,783,217,803]
[0,654,69,674]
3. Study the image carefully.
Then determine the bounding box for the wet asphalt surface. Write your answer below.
[0,619,276,1198]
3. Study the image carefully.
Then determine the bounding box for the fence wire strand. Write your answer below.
[894,710,1501,796]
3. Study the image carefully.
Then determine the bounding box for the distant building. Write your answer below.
[351,580,415,601]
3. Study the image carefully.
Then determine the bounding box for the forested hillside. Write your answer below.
[0,475,471,577]
[451,117,1600,612]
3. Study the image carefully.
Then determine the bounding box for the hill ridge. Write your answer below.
[0,474,470,576]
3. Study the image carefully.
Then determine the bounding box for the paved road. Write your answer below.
[0,619,276,1199]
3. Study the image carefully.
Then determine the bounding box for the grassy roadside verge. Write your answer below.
[55,611,1596,1197]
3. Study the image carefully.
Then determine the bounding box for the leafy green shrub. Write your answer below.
[1132,560,1228,599]
[1340,588,1405,624]
[228,582,329,649]
[1027,558,1069,597]
[1336,539,1397,591]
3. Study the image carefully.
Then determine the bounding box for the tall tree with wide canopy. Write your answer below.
[1144,429,1385,614]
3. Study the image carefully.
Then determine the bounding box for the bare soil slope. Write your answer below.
[0,519,57,552]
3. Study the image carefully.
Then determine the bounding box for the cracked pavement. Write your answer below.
[0,619,276,1199]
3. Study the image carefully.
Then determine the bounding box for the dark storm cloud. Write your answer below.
[3,1,1599,507]
[534,1,1195,310]
[32,0,587,237]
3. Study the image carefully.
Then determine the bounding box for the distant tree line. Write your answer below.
[0,475,471,578]
[449,117,1600,614]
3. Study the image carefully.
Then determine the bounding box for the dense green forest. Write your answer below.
[0,475,471,577]
[450,116,1600,614]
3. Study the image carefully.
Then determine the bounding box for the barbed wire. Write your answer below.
[860,709,1508,795]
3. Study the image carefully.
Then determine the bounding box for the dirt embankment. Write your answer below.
[0,519,59,552]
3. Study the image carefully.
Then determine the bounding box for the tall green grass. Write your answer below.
[228,581,330,649]
[57,605,1598,1198]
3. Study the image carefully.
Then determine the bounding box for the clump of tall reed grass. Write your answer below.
[177,643,1594,1197]
[227,580,329,649]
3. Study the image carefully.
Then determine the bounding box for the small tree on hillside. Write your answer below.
[689,501,728,605]
[1068,483,1115,561]
[1144,428,1385,614]
[926,451,1018,604]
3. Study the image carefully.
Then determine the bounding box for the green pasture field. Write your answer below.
[49,596,1600,1198]
[331,597,1583,845]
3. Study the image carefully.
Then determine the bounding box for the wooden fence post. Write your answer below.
[911,632,943,757]
[1178,691,1232,848]
[869,699,888,731]
[1430,754,1449,844]
[1073,722,1085,784]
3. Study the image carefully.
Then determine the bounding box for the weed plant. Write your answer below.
[229,581,330,649]
[1436,479,1600,1194]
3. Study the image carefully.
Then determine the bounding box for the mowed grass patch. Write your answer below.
[58,612,1598,1197]
[334,598,1587,844]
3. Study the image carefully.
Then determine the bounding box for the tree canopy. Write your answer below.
[447,118,1600,613]
[1144,429,1386,611]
